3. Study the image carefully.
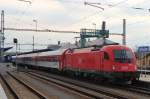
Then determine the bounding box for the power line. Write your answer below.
[4,27,123,36]
[10,0,33,29]
[127,19,150,26]
[5,43,49,46]
[4,27,80,33]
[84,1,104,11]
[111,0,128,7]
[132,7,150,12]
[56,0,82,4]
[67,11,100,27]
[18,0,32,4]
[67,0,129,27]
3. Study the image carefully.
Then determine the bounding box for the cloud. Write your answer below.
[126,0,148,6]
[1,0,150,51]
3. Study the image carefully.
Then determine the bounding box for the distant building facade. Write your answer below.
[136,46,150,69]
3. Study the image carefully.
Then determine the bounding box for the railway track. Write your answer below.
[26,71,140,99]
[27,70,150,99]
[119,85,150,96]
[105,80,150,96]
[132,80,150,88]
[0,73,19,99]
[1,67,150,99]
[0,71,54,99]
[110,84,150,97]
[24,72,117,99]
[95,81,150,97]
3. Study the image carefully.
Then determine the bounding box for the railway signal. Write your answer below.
[13,38,18,71]
[13,38,18,44]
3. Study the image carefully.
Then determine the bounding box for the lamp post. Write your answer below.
[33,19,37,31]
[92,23,96,34]
[92,23,96,29]
[32,35,34,51]
[33,19,37,51]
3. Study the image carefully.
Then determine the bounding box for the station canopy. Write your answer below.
[0,47,13,52]
[85,38,118,47]
[58,38,119,49]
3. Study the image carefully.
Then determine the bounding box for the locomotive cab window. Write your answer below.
[114,50,133,63]
[104,52,109,60]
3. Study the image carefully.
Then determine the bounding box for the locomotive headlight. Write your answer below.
[112,65,115,70]
[135,66,137,70]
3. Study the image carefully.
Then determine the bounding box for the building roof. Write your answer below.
[85,38,119,47]
[52,38,119,49]
[0,47,13,52]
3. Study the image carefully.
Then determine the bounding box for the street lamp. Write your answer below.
[33,19,37,31]
[92,23,96,34]
[92,23,96,29]
[32,19,37,51]
[32,35,34,51]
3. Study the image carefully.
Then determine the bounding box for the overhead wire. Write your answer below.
[56,0,82,4]
[66,0,129,27]
[5,0,33,28]
[81,0,150,29]
[5,0,34,52]
[16,0,33,27]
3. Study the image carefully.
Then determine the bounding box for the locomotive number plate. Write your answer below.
[121,66,128,70]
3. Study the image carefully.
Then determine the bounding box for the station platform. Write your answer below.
[137,69,150,82]
[0,63,12,99]
[139,74,150,82]
[0,83,7,99]
[138,69,150,74]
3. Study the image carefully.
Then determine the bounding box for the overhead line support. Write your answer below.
[84,2,104,10]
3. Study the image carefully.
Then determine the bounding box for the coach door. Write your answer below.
[100,51,104,71]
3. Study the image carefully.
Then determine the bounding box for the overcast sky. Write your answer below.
[1,0,150,52]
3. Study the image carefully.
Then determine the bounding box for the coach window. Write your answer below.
[104,52,109,60]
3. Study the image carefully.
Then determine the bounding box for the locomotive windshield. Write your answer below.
[114,50,133,63]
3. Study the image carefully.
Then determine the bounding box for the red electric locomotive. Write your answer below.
[15,45,139,83]
[63,45,139,83]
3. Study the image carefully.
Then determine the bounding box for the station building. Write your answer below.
[136,46,150,70]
